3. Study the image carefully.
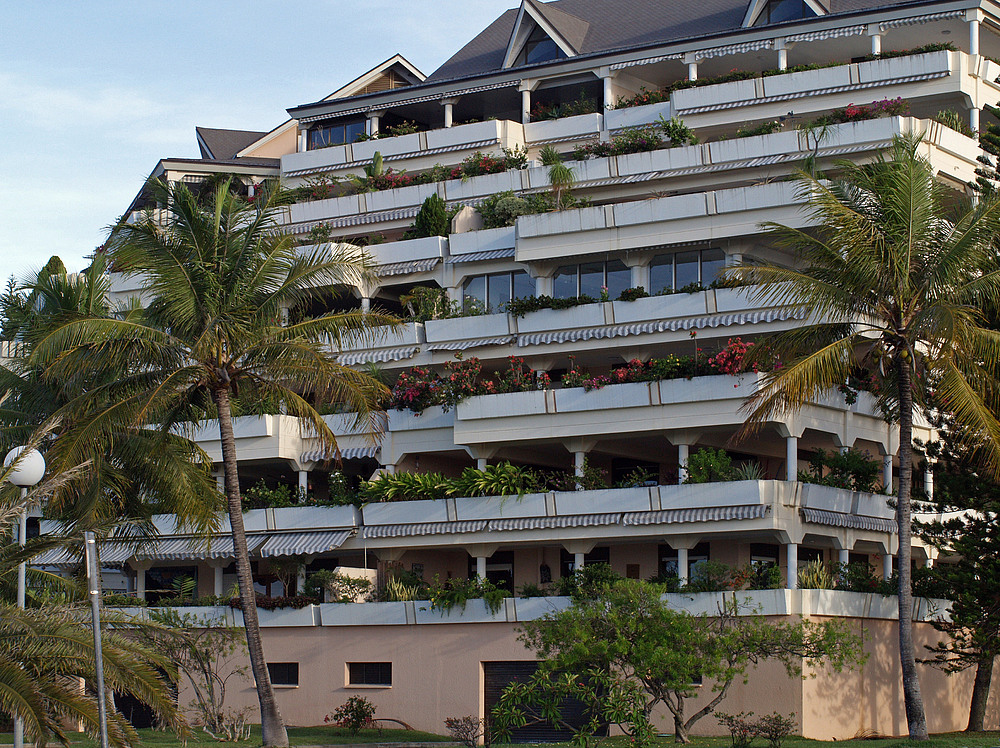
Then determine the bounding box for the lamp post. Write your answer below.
[4,446,45,748]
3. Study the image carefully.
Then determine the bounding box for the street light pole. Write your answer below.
[4,446,46,748]
[85,532,110,748]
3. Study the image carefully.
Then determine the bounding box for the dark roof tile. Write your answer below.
[195,127,268,160]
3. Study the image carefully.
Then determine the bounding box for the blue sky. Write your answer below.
[0,1,514,277]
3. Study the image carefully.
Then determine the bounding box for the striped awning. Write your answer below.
[447,248,517,263]
[517,308,806,347]
[296,80,520,122]
[338,346,420,366]
[693,38,774,61]
[376,258,440,277]
[363,520,488,539]
[622,504,768,526]
[290,206,421,233]
[610,52,685,71]
[488,513,622,531]
[802,508,896,534]
[427,336,515,352]
[32,541,135,566]
[136,534,268,561]
[300,446,380,463]
[785,24,866,43]
[879,10,964,31]
[259,530,353,558]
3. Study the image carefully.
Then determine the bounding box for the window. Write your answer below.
[518,25,567,66]
[753,0,816,25]
[267,662,299,686]
[463,271,534,312]
[553,260,629,299]
[649,249,726,293]
[309,119,366,149]
[348,662,392,686]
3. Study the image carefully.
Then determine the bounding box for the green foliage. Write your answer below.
[798,448,881,492]
[684,560,735,593]
[659,115,697,146]
[684,448,735,483]
[933,109,976,138]
[360,471,449,502]
[498,579,863,744]
[531,90,600,121]
[553,563,623,601]
[717,711,796,748]
[477,190,530,229]
[303,570,373,603]
[797,560,836,590]
[326,696,377,735]
[736,120,782,138]
[427,575,506,614]
[407,193,450,239]
[538,145,564,166]
[241,479,300,511]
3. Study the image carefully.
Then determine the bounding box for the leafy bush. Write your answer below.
[756,712,796,748]
[505,293,597,318]
[684,559,735,592]
[659,115,697,146]
[241,479,300,510]
[684,448,735,483]
[428,575,506,614]
[717,711,758,748]
[445,716,490,748]
[808,97,909,128]
[303,570,373,603]
[616,286,649,302]
[477,190,529,229]
[572,124,664,160]
[326,696,377,735]
[406,193,449,239]
[798,448,880,492]
[798,560,836,590]
[538,145,563,166]
[934,108,976,137]
[228,594,317,610]
[531,90,599,121]
[554,562,623,600]
[455,146,528,179]
[613,87,670,109]
[736,120,782,138]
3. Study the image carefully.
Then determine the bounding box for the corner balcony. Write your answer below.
[281,119,526,180]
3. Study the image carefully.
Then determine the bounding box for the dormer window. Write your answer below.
[519,25,567,66]
[751,0,818,25]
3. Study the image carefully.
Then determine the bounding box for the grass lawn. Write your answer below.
[0,729,996,748]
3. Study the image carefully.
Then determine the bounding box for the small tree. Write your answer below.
[492,579,862,745]
[410,193,450,238]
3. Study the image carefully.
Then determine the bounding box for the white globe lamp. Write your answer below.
[4,446,46,487]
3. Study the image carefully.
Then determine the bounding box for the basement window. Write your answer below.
[267,662,299,687]
[348,661,392,687]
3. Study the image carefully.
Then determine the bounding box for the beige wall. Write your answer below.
[198,614,997,739]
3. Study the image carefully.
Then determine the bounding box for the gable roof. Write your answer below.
[195,127,267,160]
[428,0,924,81]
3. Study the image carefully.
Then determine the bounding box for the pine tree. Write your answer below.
[411,193,449,238]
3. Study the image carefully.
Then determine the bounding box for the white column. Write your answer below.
[883,455,893,494]
[477,457,488,471]
[368,112,381,136]
[777,47,788,70]
[574,552,585,571]
[687,61,698,81]
[297,129,308,152]
[215,471,225,493]
[786,543,798,590]
[883,553,894,580]
[924,468,934,500]
[296,566,307,596]
[136,569,147,602]
[786,436,798,481]
[838,548,850,566]
[870,31,882,55]
[970,17,981,56]
[972,108,981,133]
[476,556,487,579]
[361,297,371,313]
[521,90,532,124]
[298,470,309,494]
[214,565,224,597]
[574,451,586,486]
[602,74,615,110]
[677,547,689,585]
[535,274,553,296]
[443,102,454,128]
[677,443,690,485]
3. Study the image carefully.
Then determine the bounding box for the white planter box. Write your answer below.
[458,389,547,420]
[270,505,359,530]
[450,226,516,255]
[613,192,707,227]
[365,181,439,213]
[714,286,764,313]
[616,144,703,176]
[715,181,799,214]
[554,381,654,414]
[525,157,612,190]
[352,132,422,162]
[363,498,449,525]
[605,100,673,132]
[453,492,549,521]
[856,50,951,85]
[424,313,513,343]
[282,145,349,175]
[707,130,800,165]
[552,486,655,515]
[672,78,758,111]
[517,205,609,237]
[612,292,709,323]
[414,596,507,624]
[657,480,769,510]
[387,405,455,432]
[286,193,363,224]
[444,169,524,202]
[761,65,851,98]
[514,595,572,621]
[320,601,410,626]
[370,235,446,265]
[664,589,791,616]
[524,112,603,144]
[515,302,606,334]
[426,119,511,150]
[657,373,760,404]
[256,605,320,627]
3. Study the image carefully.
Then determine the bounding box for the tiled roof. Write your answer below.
[427,0,927,81]
[196,126,267,160]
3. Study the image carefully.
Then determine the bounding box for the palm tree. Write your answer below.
[723,134,1000,740]
[33,178,396,747]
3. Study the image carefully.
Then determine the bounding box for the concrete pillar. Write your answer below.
[786,543,798,589]
[777,46,788,70]
[677,547,689,585]
[972,107,981,133]
[687,61,698,81]
[883,455,893,495]
[574,552,585,571]
[677,443,690,485]
[477,457,488,472]
[368,112,381,136]
[970,17,981,56]
[296,566,307,596]
[883,552,894,580]
[924,468,934,500]
[838,548,850,566]
[602,73,615,111]
[297,129,308,153]
[443,102,454,128]
[521,89,532,124]
[535,274,553,296]
[574,451,586,489]
[385,464,396,475]
[870,31,882,56]
[629,262,650,291]
[361,297,371,313]
[786,435,798,481]
[136,569,147,602]
[476,556,487,579]
[215,471,225,492]
[298,470,309,495]
[214,565,224,597]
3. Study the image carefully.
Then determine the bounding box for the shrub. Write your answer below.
[456,147,528,179]
[531,90,599,121]
[304,570,372,603]
[685,559,735,593]
[445,716,490,748]
[736,120,782,138]
[659,115,697,145]
[798,560,836,590]
[428,575,507,614]
[684,447,735,483]
[538,145,563,166]
[616,286,649,301]
[326,696,377,735]
[573,124,663,160]
[613,87,670,109]
[477,190,529,229]
[798,448,880,492]
[554,562,623,600]
[934,108,975,137]
[717,711,759,748]
[407,193,449,238]
[756,713,796,748]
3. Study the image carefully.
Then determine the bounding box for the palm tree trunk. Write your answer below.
[212,387,288,748]
[966,656,994,732]
[896,360,927,740]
